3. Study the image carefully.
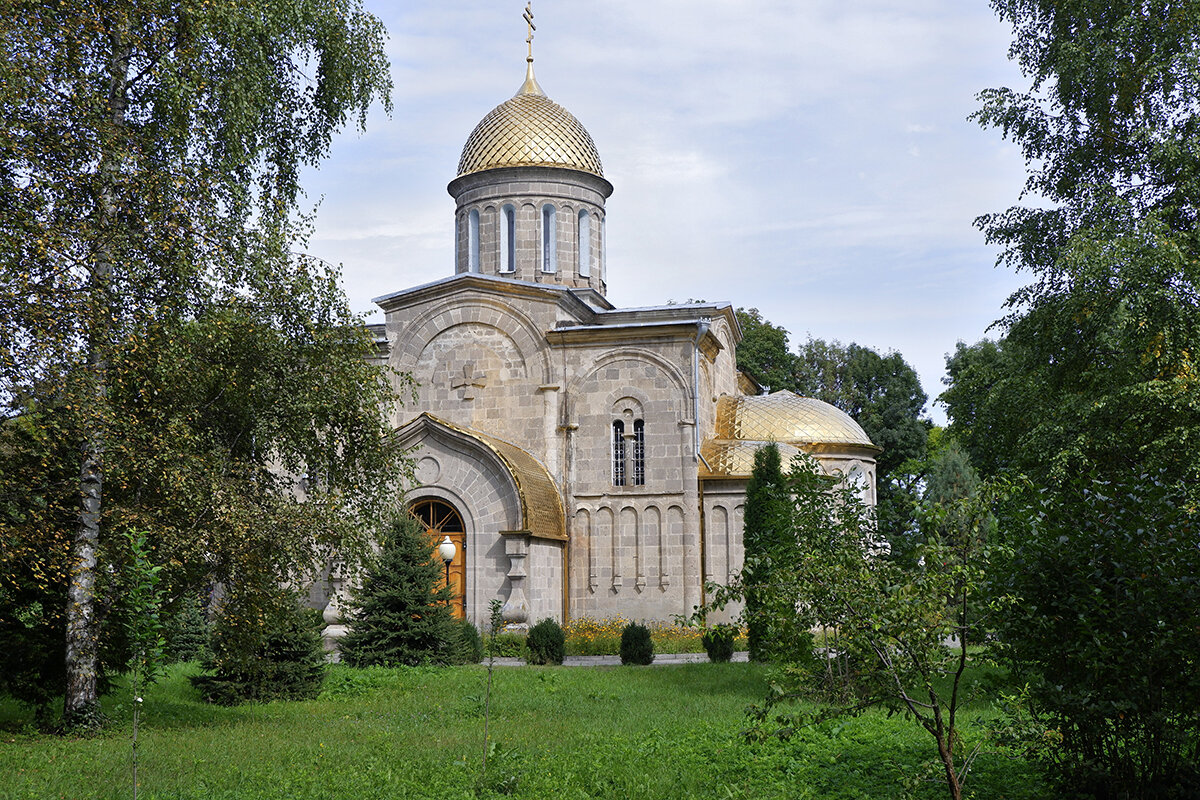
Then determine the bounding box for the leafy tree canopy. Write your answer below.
[0,0,398,727]
[960,0,1200,492]
[733,308,795,394]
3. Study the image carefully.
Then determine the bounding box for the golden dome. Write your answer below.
[456,64,604,178]
[715,391,876,447]
[700,392,878,479]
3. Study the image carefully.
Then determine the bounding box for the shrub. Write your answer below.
[192,590,325,705]
[997,472,1200,797]
[742,443,792,662]
[338,515,459,667]
[526,618,565,665]
[619,622,654,665]
[701,624,736,663]
[490,631,527,658]
[0,580,67,726]
[449,619,483,665]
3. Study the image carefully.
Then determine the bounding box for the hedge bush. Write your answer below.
[619,622,654,665]
[526,618,565,665]
[701,625,736,663]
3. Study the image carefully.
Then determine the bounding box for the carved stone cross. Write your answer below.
[451,362,487,400]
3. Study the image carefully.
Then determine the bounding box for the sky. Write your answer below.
[300,1,1036,425]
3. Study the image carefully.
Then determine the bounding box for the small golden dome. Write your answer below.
[700,392,878,479]
[715,392,876,448]
[456,63,604,178]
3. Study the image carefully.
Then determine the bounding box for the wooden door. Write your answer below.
[409,498,466,619]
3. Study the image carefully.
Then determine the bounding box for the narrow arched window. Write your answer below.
[632,419,645,486]
[499,204,515,273]
[541,203,557,273]
[600,215,606,277]
[578,209,591,277]
[612,420,626,486]
[467,209,480,273]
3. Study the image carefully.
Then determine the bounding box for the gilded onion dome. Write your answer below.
[701,391,879,479]
[456,63,604,178]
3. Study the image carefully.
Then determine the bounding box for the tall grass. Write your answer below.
[0,662,1047,800]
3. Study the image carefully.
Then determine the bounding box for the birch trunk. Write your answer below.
[63,17,130,730]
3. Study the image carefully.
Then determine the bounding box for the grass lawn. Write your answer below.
[0,662,1048,799]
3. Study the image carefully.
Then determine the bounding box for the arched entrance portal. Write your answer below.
[409,498,466,619]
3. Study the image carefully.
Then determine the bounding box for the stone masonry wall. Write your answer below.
[449,166,610,295]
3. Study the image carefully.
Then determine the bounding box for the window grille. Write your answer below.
[612,420,626,486]
[633,419,645,486]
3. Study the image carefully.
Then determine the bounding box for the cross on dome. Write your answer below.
[523,3,535,64]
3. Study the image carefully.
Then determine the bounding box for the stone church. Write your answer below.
[323,42,879,636]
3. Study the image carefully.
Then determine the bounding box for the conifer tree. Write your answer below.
[339,516,458,668]
[741,443,792,662]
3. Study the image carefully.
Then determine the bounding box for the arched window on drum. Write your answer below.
[578,209,591,277]
[541,203,557,273]
[499,204,515,273]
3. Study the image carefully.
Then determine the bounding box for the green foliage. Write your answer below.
[0,398,76,725]
[734,308,796,392]
[525,618,565,666]
[939,339,1013,479]
[192,589,325,705]
[996,471,1200,797]
[0,579,66,726]
[449,619,484,666]
[922,439,990,555]
[734,311,932,557]
[729,450,1007,800]
[481,598,505,782]
[701,625,736,663]
[0,660,1052,799]
[121,530,167,688]
[957,0,1200,498]
[0,0,398,725]
[958,6,1200,793]
[338,516,459,668]
[163,591,210,664]
[792,340,930,476]
[742,443,793,662]
[120,529,167,800]
[619,622,654,666]
[488,631,529,659]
